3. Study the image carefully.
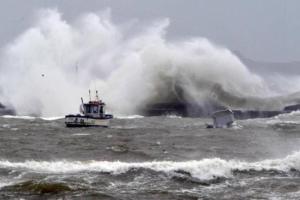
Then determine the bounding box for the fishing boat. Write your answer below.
[206,109,234,128]
[65,91,113,127]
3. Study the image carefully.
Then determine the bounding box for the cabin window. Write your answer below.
[93,106,98,113]
[84,105,91,113]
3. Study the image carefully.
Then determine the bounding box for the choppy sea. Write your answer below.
[1,112,300,199]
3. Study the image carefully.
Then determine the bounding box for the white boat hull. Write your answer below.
[65,115,110,127]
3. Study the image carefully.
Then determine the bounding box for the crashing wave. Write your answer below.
[0,8,284,117]
[1,151,300,180]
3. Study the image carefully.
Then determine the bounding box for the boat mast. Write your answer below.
[96,90,99,101]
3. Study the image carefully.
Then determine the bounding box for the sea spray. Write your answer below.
[0,8,269,117]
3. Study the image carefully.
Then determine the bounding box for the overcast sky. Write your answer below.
[0,0,299,62]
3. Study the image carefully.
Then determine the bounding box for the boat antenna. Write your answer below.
[96,90,99,101]
[81,97,84,105]
[89,90,91,101]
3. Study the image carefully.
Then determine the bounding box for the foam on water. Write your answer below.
[115,115,145,119]
[166,115,182,119]
[41,116,64,121]
[1,151,300,180]
[71,133,91,136]
[1,115,36,120]
[1,115,63,121]
[265,110,300,125]
[274,110,300,118]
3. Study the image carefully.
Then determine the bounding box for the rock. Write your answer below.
[0,102,15,115]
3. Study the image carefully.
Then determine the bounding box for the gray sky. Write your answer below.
[0,0,299,62]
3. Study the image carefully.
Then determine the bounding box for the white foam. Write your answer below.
[273,110,300,119]
[115,115,145,119]
[1,151,300,180]
[0,180,19,189]
[166,115,182,119]
[2,124,10,128]
[1,115,63,121]
[267,119,299,125]
[1,115,36,120]
[266,110,300,125]
[41,116,64,121]
[72,133,91,136]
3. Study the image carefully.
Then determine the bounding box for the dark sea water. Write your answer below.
[1,112,300,199]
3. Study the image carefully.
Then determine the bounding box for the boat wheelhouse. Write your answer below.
[65,91,113,127]
[206,109,235,128]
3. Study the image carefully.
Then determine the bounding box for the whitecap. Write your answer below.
[71,133,91,136]
[1,115,36,120]
[1,151,300,180]
[41,116,64,121]
[166,115,182,119]
[115,115,145,119]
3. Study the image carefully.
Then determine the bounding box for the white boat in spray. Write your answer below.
[206,109,234,128]
[65,91,113,127]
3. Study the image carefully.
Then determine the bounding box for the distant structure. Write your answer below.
[142,102,300,120]
[283,104,300,112]
[0,102,15,115]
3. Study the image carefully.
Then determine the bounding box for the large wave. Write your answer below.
[0,8,297,117]
[1,151,300,180]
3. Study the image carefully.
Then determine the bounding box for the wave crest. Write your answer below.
[1,151,300,180]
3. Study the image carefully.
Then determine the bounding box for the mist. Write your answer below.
[0,9,297,117]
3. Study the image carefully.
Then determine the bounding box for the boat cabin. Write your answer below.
[81,100,106,118]
[212,109,234,128]
[65,90,113,127]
